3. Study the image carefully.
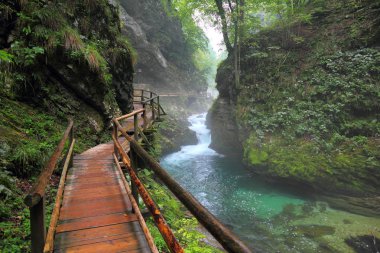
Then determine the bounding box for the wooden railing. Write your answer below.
[113,109,183,253]
[133,89,166,121]
[113,111,253,253]
[24,120,75,253]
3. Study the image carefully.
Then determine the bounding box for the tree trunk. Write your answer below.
[214,0,233,53]
[233,0,240,92]
[237,0,244,90]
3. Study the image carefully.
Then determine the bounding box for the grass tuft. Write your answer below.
[63,28,84,51]
[85,47,101,72]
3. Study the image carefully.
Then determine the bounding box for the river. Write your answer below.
[161,113,380,252]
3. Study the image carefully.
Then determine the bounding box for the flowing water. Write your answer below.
[161,113,380,252]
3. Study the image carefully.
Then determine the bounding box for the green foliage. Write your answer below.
[10,42,44,67]
[193,47,219,87]
[0,169,31,252]
[165,0,217,88]
[0,169,58,253]
[240,48,380,142]
[139,169,222,253]
[0,206,31,253]
[0,99,63,177]
[169,0,211,51]
[0,50,14,63]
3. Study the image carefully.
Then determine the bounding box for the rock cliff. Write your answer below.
[116,0,206,93]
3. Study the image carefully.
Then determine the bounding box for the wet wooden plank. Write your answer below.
[56,213,138,233]
[62,185,124,196]
[61,193,126,206]
[66,171,117,179]
[64,181,122,191]
[62,190,127,202]
[55,231,146,250]
[55,239,151,253]
[55,222,142,246]
[59,202,131,220]
[65,175,121,185]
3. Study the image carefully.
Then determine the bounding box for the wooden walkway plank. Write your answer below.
[56,213,138,233]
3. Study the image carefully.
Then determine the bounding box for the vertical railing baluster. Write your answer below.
[130,148,139,210]
[150,92,155,121]
[133,114,138,141]
[69,125,74,168]
[142,103,147,130]
[113,123,119,160]
[30,198,46,253]
[157,96,160,121]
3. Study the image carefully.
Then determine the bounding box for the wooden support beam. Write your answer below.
[30,197,46,253]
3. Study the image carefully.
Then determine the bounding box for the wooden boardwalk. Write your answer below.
[50,104,154,252]
[53,143,151,252]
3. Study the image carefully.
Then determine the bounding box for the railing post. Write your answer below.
[150,93,155,121]
[133,114,138,141]
[142,103,147,130]
[130,148,139,210]
[141,90,144,103]
[30,198,46,253]
[113,123,119,159]
[69,126,74,168]
[157,96,160,120]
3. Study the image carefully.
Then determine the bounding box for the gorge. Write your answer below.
[1,0,379,252]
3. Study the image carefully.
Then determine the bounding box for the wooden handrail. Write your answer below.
[113,133,184,253]
[134,88,157,96]
[25,120,74,207]
[113,118,253,253]
[116,108,145,121]
[140,96,157,104]
[132,89,166,118]
[44,139,76,253]
[24,120,75,253]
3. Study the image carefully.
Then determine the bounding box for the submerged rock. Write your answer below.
[345,235,380,253]
[292,225,336,239]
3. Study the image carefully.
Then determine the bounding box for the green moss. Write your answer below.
[267,141,328,181]
[243,134,269,165]
[242,132,380,194]
[247,148,268,165]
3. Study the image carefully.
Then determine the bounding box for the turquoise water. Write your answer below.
[160,113,380,252]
